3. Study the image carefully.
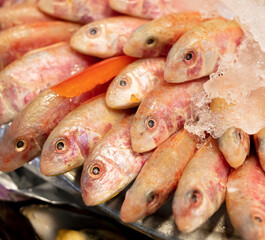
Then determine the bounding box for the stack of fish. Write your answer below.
[0,1,265,239]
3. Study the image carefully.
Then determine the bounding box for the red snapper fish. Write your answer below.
[71,16,148,58]
[38,0,115,24]
[226,155,265,240]
[0,3,54,30]
[172,138,230,233]
[81,115,151,206]
[123,12,203,58]
[130,78,206,153]
[40,95,128,176]
[120,129,198,223]
[0,21,80,69]
[164,18,244,83]
[106,58,165,109]
[218,127,250,168]
[0,89,87,172]
[0,42,96,124]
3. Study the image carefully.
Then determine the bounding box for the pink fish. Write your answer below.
[0,21,80,69]
[40,95,128,176]
[226,155,265,240]
[123,12,203,57]
[120,129,198,223]
[218,127,250,168]
[109,0,220,19]
[0,89,89,172]
[70,16,148,58]
[38,0,115,24]
[130,78,206,153]
[0,42,97,124]
[106,58,165,109]
[164,18,244,83]
[0,3,54,30]
[81,115,151,206]
[173,138,230,233]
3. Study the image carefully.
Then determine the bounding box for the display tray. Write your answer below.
[0,124,241,240]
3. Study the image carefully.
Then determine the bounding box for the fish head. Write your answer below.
[165,36,217,83]
[0,122,41,172]
[71,22,116,58]
[120,180,165,222]
[131,109,172,152]
[81,156,128,206]
[173,183,210,233]
[106,71,143,109]
[40,126,94,176]
[123,24,164,57]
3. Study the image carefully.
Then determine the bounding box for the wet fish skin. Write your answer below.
[81,115,151,206]
[226,155,265,240]
[164,18,244,83]
[0,3,54,30]
[130,78,206,153]
[40,95,128,176]
[0,21,80,69]
[106,58,165,109]
[173,138,230,233]
[123,12,203,58]
[0,89,86,172]
[38,0,115,24]
[253,128,265,172]
[120,129,198,223]
[218,127,250,168]
[71,16,148,58]
[0,42,96,124]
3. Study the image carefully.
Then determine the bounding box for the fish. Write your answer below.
[253,128,265,172]
[38,0,115,24]
[105,58,165,109]
[130,78,206,153]
[81,115,151,206]
[40,95,128,176]
[172,138,230,233]
[226,155,265,240]
[0,3,54,30]
[0,89,89,173]
[164,18,244,83]
[0,42,97,124]
[120,129,199,223]
[123,12,203,58]
[109,0,223,19]
[218,127,250,168]
[70,16,148,58]
[0,21,80,69]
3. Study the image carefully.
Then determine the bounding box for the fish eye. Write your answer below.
[183,51,196,64]
[119,78,127,87]
[189,189,202,206]
[55,138,68,153]
[145,117,157,130]
[254,216,263,223]
[146,37,156,47]
[87,26,100,37]
[234,129,242,141]
[15,139,27,152]
[88,162,105,179]
[147,192,159,206]
[89,28,97,35]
